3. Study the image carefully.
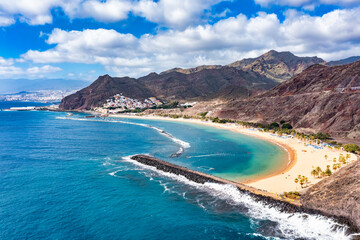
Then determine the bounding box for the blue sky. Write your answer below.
[0,0,359,81]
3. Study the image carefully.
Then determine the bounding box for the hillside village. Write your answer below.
[101,93,163,112]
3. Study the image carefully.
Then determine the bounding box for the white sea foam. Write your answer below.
[56,116,190,156]
[123,155,354,240]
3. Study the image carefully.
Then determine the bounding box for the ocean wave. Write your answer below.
[56,116,190,157]
[123,155,353,240]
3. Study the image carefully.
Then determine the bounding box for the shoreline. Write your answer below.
[109,114,296,183]
[109,113,357,194]
[111,113,296,184]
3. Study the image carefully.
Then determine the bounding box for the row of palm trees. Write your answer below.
[311,165,332,178]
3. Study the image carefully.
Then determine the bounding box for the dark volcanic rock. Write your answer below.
[216,61,360,140]
[301,159,360,231]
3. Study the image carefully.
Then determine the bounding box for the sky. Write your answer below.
[0,0,360,81]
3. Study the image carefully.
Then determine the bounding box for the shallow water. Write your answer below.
[0,102,354,240]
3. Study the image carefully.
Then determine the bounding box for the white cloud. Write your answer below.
[255,0,360,7]
[26,65,62,74]
[0,0,64,25]
[0,0,229,28]
[21,8,360,77]
[0,13,14,26]
[70,0,133,22]
[0,56,62,77]
[134,0,226,29]
[0,57,22,75]
[23,28,138,64]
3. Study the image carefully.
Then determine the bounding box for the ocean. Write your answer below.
[0,102,353,240]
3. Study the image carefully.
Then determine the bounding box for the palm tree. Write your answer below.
[311,169,317,178]
[325,166,332,176]
[300,179,304,188]
[315,167,322,178]
[294,178,298,184]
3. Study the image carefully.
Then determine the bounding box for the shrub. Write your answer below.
[343,143,360,153]
[282,123,293,129]
[198,112,208,118]
[284,191,301,199]
[269,122,280,129]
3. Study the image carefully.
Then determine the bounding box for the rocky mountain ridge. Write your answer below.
[60,66,277,110]
[228,50,325,82]
[161,50,326,82]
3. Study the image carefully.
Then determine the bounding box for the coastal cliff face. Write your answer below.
[301,159,360,230]
[60,67,277,110]
[215,61,360,140]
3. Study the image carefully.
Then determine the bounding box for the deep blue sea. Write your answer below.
[0,102,353,240]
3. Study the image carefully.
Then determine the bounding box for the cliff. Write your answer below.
[301,158,360,231]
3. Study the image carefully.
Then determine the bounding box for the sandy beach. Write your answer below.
[109,113,357,194]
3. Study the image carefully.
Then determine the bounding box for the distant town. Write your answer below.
[0,90,78,102]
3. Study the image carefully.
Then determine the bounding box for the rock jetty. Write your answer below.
[130,154,359,233]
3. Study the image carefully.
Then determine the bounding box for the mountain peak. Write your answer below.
[264,49,280,56]
[228,50,325,82]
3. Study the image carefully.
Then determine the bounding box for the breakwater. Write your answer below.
[131,154,301,209]
[130,154,359,233]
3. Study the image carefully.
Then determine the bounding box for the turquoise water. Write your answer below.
[0,102,353,240]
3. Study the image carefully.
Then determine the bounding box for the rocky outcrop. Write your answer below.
[215,61,360,141]
[301,158,360,231]
[228,50,325,82]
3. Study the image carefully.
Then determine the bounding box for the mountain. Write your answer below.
[60,67,278,110]
[327,56,360,67]
[214,61,360,140]
[228,50,325,82]
[152,50,324,83]
[0,78,89,94]
[60,50,327,110]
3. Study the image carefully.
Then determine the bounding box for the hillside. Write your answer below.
[327,56,360,67]
[228,50,325,82]
[60,67,277,110]
[214,61,360,140]
[301,158,360,231]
